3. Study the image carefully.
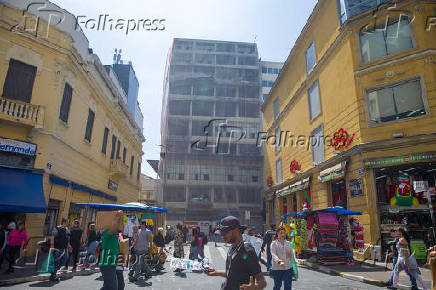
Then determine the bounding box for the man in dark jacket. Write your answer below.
[261,224,276,273]
[50,218,71,281]
[66,220,82,271]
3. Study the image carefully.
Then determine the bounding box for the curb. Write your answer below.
[298,260,387,288]
[0,268,100,287]
[298,260,430,290]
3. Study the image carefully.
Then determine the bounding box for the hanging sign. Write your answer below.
[329,128,354,151]
[0,137,36,156]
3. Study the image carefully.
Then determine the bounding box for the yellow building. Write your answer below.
[263,0,436,252]
[0,2,144,254]
[140,174,158,206]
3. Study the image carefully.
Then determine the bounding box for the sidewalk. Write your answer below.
[0,255,99,286]
[298,258,433,290]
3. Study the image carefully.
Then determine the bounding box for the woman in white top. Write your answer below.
[271,227,297,290]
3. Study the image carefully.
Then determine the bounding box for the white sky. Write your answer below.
[51,0,318,177]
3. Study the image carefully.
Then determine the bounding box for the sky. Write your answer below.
[51,0,318,177]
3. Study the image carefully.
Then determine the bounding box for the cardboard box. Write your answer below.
[95,211,123,232]
[119,238,130,257]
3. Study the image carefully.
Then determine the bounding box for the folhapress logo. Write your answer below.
[75,15,166,35]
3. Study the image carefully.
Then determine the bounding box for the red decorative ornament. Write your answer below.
[267,176,274,187]
[289,160,301,174]
[330,128,355,150]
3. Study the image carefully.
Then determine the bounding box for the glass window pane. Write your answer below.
[305,42,316,73]
[216,43,235,52]
[192,101,214,116]
[216,54,236,65]
[169,100,190,115]
[195,53,215,64]
[368,88,395,122]
[308,81,321,120]
[276,158,282,184]
[393,80,424,116]
[311,125,324,164]
[386,17,414,55]
[216,102,236,117]
[274,99,279,120]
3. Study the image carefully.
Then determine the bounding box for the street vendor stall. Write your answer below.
[75,202,168,237]
[281,207,363,265]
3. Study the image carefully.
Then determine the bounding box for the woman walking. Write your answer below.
[5,221,28,274]
[271,227,297,290]
[391,228,428,290]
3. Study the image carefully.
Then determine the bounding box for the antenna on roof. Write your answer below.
[113,48,123,65]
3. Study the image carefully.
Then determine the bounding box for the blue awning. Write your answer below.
[0,167,47,213]
[75,202,168,214]
[281,207,362,219]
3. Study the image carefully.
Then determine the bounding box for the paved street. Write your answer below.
[7,243,384,290]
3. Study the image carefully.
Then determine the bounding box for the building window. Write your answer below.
[2,59,36,103]
[238,56,257,66]
[216,54,236,65]
[84,109,95,142]
[308,80,321,120]
[169,82,192,95]
[262,67,268,73]
[101,127,109,154]
[216,86,236,98]
[130,156,134,176]
[263,94,268,101]
[43,199,60,236]
[274,98,279,120]
[195,53,215,64]
[189,187,211,203]
[122,147,127,163]
[237,44,255,54]
[238,188,259,203]
[190,164,210,181]
[275,127,281,153]
[311,125,324,164]
[196,42,215,51]
[216,102,236,117]
[169,100,190,115]
[137,162,141,180]
[192,101,214,116]
[172,52,193,64]
[239,86,259,99]
[116,140,121,159]
[214,187,236,203]
[174,40,193,50]
[367,78,425,124]
[110,135,117,158]
[239,102,260,118]
[193,80,214,96]
[167,161,185,180]
[165,186,185,202]
[276,158,282,185]
[216,43,235,52]
[59,83,73,122]
[168,119,189,136]
[262,81,274,87]
[305,41,316,74]
[360,15,413,63]
[239,69,259,82]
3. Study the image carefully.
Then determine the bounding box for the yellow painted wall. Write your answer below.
[0,4,144,253]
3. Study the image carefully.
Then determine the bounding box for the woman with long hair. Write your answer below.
[270,227,297,290]
[391,227,428,290]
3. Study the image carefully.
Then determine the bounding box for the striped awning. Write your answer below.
[318,161,347,182]
[277,177,310,197]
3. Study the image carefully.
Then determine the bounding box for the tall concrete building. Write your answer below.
[159,38,264,228]
[261,61,283,102]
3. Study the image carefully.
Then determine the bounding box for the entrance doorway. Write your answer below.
[331,179,347,208]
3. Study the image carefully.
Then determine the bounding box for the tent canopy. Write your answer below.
[281,207,362,219]
[75,202,168,214]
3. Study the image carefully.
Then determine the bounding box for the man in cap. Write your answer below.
[205,216,266,290]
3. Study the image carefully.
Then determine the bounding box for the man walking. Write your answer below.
[129,221,153,282]
[49,218,71,281]
[261,224,276,273]
[206,216,267,290]
[66,220,82,271]
[386,228,418,290]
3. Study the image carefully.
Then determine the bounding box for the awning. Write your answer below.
[75,202,168,214]
[0,167,46,213]
[318,161,347,182]
[300,207,362,217]
[277,177,310,197]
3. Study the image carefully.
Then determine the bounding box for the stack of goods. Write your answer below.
[338,215,353,263]
[316,212,348,265]
[351,218,364,249]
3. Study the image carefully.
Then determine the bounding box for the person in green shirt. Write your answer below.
[99,210,124,290]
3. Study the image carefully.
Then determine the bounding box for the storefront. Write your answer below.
[319,161,348,209]
[365,152,436,261]
[276,177,311,215]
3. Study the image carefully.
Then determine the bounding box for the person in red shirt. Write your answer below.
[4,221,28,274]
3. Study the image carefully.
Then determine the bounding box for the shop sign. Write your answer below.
[0,137,36,156]
[349,178,364,197]
[364,153,436,168]
[329,128,354,150]
[108,180,118,191]
[319,161,347,183]
[413,181,429,193]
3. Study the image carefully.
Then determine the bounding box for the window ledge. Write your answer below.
[59,119,70,128]
[367,113,429,128]
[83,139,92,146]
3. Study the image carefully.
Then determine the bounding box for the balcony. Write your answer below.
[338,0,391,24]
[109,159,129,178]
[0,97,44,128]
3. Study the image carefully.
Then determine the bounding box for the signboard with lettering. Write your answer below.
[349,178,364,197]
[0,137,36,156]
[364,153,436,168]
[413,181,429,193]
